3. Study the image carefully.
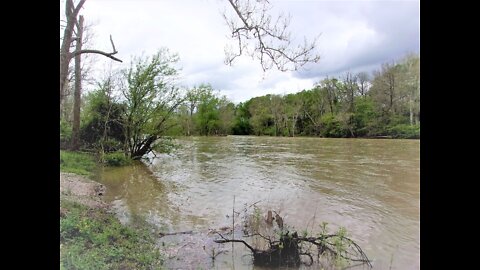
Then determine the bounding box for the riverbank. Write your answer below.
[60,151,164,270]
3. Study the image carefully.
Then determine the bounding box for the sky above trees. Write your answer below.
[61,0,419,103]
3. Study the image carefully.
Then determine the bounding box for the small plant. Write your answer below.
[103,152,131,166]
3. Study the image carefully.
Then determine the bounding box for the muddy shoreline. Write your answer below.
[60,172,107,209]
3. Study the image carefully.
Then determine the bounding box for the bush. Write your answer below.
[386,124,420,139]
[103,152,131,166]
[319,114,348,137]
[60,119,72,149]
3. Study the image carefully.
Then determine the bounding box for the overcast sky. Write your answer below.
[61,0,419,103]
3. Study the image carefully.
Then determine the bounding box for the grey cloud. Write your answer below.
[291,0,419,80]
[78,0,419,103]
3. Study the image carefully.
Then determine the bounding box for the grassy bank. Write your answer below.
[60,150,97,177]
[60,150,164,269]
[60,200,163,270]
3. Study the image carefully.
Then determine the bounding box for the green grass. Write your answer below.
[103,151,132,167]
[60,150,97,176]
[60,200,163,270]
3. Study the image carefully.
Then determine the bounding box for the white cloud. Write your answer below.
[62,0,419,103]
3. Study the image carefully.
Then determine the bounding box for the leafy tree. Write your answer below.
[121,49,185,159]
[218,97,236,135]
[80,78,125,152]
[269,94,285,136]
[352,96,377,137]
[196,86,220,135]
[232,101,252,135]
[284,93,303,137]
[183,85,211,135]
[249,96,273,135]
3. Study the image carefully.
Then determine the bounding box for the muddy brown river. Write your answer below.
[95,136,419,269]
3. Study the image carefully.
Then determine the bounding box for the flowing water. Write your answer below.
[95,136,419,269]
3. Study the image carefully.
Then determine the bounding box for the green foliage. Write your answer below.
[195,85,221,135]
[317,223,352,268]
[76,52,419,142]
[61,119,72,141]
[386,124,420,139]
[352,97,378,137]
[177,52,419,139]
[60,150,97,176]
[103,152,131,167]
[60,200,163,269]
[232,102,252,135]
[80,86,125,152]
[60,119,72,149]
[122,48,184,159]
[320,221,328,235]
[319,114,346,137]
[152,136,179,154]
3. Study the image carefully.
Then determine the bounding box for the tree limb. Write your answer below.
[110,34,117,52]
[224,0,320,71]
[71,49,122,62]
[214,239,257,254]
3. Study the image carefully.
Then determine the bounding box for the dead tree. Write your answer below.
[60,0,122,108]
[71,15,84,150]
[224,0,320,72]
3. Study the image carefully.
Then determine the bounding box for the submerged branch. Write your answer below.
[158,230,194,238]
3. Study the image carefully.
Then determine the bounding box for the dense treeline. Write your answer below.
[60,52,419,159]
[169,53,420,139]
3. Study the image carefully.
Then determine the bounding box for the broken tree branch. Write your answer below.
[71,35,122,62]
[110,34,117,53]
[71,49,122,62]
[158,230,194,238]
[214,206,372,268]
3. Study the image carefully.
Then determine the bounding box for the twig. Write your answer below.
[215,231,257,254]
[109,34,117,52]
[299,252,314,266]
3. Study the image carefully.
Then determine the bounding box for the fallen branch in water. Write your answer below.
[158,230,194,238]
[214,232,256,253]
[215,231,371,267]
[214,205,373,268]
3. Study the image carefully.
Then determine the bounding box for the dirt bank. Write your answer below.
[60,172,107,209]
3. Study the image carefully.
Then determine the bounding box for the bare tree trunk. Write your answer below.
[60,0,122,111]
[60,0,86,109]
[409,94,413,126]
[292,116,295,137]
[71,16,84,150]
[131,136,157,160]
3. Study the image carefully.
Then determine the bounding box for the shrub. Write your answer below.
[319,114,348,137]
[60,119,72,149]
[103,152,131,167]
[386,124,420,139]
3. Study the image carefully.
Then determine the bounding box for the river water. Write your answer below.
[95,136,419,269]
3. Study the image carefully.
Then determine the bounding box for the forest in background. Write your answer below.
[61,52,419,159]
